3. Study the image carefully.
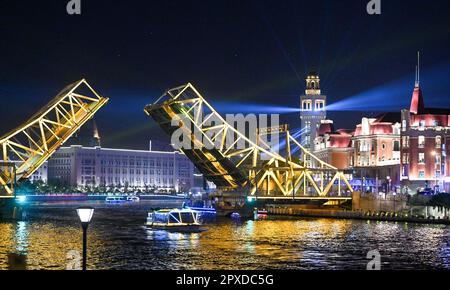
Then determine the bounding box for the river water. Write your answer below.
[0,200,449,270]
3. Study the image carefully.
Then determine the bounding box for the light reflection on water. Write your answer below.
[0,201,449,270]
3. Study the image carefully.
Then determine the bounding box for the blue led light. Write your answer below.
[16,196,27,204]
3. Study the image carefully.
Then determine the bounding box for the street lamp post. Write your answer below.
[76,207,94,271]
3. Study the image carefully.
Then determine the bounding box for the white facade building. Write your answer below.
[12,161,48,184]
[48,146,195,192]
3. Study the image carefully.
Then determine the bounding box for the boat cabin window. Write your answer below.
[180,212,195,224]
[154,213,169,223]
[169,213,181,224]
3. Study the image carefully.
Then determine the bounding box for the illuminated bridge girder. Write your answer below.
[0,79,108,195]
[144,83,353,199]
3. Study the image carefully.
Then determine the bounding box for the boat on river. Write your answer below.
[105,196,127,203]
[126,196,140,202]
[146,208,205,232]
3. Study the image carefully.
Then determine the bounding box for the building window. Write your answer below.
[418,170,425,179]
[435,171,441,178]
[419,120,426,129]
[305,121,311,131]
[418,153,425,164]
[402,165,407,177]
[302,100,312,111]
[393,140,400,151]
[436,136,442,148]
[435,154,441,166]
[315,100,325,111]
[418,136,425,148]
[305,135,311,146]
[402,120,407,132]
[402,153,409,164]
[402,136,409,148]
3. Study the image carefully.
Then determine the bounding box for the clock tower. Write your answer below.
[300,73,327,157]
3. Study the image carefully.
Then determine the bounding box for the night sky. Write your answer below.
[1,0,450,150]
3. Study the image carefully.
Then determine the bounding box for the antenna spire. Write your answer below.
[416,51,421,87]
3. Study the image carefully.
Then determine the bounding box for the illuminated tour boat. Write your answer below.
[146,208,204,232]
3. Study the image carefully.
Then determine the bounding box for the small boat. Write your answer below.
[105,196,126,203]
[126,196,140,202]
[146,208,205,232]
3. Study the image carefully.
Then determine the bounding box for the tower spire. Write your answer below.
[410,51,424,114]
[415,51,420,87]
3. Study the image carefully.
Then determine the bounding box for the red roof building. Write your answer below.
[401,82,450,193]
[314,120,354,170]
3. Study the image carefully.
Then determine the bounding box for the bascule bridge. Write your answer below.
[0,79,108,217]
[144,83,355,211]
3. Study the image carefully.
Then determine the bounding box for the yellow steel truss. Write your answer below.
[0,79,108,195]
[145,83,353,198]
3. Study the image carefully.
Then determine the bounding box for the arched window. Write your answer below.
[302,100,312,111]
[315,100,325,111]
[393,141,400,151]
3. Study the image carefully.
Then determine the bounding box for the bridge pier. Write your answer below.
[0,197,26,221]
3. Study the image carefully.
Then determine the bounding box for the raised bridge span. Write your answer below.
[144,83,354,205]
[0,79,108,196]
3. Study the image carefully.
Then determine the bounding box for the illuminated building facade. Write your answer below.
[300,73,327,158]
[314,120,354,170]
[353,113,401,192]
[315,114,401,192]
[12,161,48,184]
[353,114,401,167]
[400,81,450,193]
[48,146,194,192]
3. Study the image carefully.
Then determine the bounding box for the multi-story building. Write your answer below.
[314,120,354,170]
[48,146,195,192]
[400,78,450,193]
[12,161,48,184]
[300,73,327,157]
[314,113,401,193]
[353,113,401,192]
[353,114,401,167]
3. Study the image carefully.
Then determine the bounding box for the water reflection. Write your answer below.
[146,229,201,249]
[0,201,449,270]
[14,221,28,254]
